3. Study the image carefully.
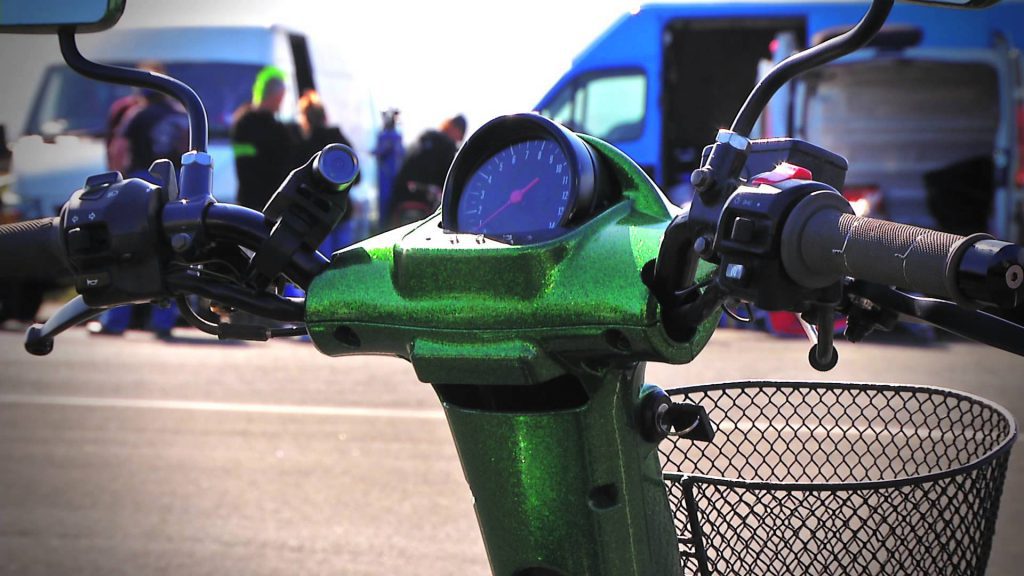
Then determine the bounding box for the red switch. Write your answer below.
[751,162,814,186]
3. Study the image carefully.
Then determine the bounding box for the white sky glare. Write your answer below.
[0,0,636,141]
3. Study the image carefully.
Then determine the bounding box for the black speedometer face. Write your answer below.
[456,139,573,239]
[441,113,609,245]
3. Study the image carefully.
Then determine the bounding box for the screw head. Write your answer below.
[691,168,712,191]
[170,233,193,253]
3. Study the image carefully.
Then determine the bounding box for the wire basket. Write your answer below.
[660,381,1017,576]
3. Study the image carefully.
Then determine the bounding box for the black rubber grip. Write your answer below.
[798,211,972,301]
[0,217,71,280]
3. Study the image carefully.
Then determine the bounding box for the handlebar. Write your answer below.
[0,217,71,281]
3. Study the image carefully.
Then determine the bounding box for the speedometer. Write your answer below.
[441,114,610,245]
[457,139,572,235]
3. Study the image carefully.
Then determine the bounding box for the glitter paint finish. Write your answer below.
[304,135,717,574]
[442,366,679,576]
[305,137,717,381]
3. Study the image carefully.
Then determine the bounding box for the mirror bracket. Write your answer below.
[57,30,209,155]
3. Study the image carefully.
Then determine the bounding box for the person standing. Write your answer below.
[386,114,466,228]
[373,108,404,230]
[292,89,360,253]
[231,66,294,211]
[90,63,188,338]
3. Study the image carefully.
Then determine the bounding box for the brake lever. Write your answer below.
[24,296,105,356]
[843,280,1024,357]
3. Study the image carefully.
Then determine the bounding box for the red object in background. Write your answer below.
[766,311,847,337]
[843,184,883,217]
[1016,103,1024,188]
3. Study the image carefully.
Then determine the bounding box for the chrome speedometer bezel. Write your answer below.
[440,113,604,245]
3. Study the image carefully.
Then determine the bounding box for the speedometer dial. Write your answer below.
[441,113,610,245]
[457,139,572,236]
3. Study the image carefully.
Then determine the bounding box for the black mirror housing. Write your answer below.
[0,0,125,34]
[903,0,1000,8]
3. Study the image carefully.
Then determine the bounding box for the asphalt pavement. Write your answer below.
[0,324,1021,575]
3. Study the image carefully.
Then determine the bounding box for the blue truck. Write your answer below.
[536,1,1024,241]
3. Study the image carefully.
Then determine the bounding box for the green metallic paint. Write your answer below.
[305,134,717,575]
[305,136,717,380]
[441,366,679,576]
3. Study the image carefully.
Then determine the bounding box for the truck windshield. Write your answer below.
[539,71,646,142]
[24,62,263,139]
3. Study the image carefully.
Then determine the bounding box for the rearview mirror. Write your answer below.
[0,0,125,34]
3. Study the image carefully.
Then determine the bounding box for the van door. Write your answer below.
[288,33,316,96]
[661,18,806,196]
[1010,42,1023,242]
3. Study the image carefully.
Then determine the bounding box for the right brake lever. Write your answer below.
[24,296,105,356]
[843,280,1024,357]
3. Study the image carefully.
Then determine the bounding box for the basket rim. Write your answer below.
[662,380,1018,492]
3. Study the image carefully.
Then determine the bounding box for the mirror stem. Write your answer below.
[57,29,209,153]
[729,0,894,137]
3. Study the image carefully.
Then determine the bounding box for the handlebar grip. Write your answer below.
[0,217,71,281]
[791,210,975,302]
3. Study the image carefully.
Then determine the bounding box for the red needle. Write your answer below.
[476,177,541,230]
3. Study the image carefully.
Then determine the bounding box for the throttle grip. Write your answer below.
[802,210,972,301]
[0,217,71,280]
[779,189,1024,309]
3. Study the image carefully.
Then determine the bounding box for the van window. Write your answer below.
[26,62,264,139]
[540,71,646,142]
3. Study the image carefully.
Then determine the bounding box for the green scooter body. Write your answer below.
[306,136,717,575]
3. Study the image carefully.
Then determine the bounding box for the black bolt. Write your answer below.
[693,236,714,258]
[171,233,193,253]
[690,168,712,192]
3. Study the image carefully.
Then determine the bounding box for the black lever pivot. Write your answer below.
[844,280,1024,357]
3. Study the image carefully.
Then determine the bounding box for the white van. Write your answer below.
[8,25,378,226]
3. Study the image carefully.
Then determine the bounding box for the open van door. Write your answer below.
[1010,41,1024,243]
[660,17,805,199]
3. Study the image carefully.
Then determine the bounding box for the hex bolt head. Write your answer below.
[181,151,213,167]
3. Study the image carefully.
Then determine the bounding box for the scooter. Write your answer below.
[0,0,1022,574]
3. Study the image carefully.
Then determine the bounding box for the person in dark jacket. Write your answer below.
[231,66,293,211]
[386,114,466,228]
[90,63,188,338]
[292,89,355,166]
[291,89,360,253]
[120,90,189,174]
[373,108,404,228]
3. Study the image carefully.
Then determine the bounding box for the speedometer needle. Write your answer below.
[476,177,541,230]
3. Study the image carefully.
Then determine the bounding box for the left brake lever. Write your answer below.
[24,296,104,356]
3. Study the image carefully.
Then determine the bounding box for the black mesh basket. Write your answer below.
[660,381,1017,576]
